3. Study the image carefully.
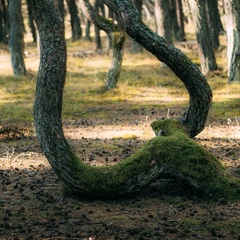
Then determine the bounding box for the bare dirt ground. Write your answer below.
[0,106,240,240]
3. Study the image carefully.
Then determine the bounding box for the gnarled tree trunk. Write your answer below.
[28,0,240,200]
[104,0,211,137]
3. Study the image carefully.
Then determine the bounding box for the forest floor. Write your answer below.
[1,37,240,239]
[0,106,240,240]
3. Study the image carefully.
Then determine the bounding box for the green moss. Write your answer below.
[63,119,240,200]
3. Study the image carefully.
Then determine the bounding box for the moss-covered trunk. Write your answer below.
[29,0,239,200]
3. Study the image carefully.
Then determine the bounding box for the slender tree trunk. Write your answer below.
[80,0,114,50]
[224,0,240,82]
[189,0,218,75]
[175,0,186,41]
[106,31,125,89]
[205,0,222,49]
[0,0,4,42]
[85,19,91,41]
[66,0,82,40]
[154,0,173,43]
[27,1,37,43]
[80,0,124,89]
[0,0,8,43]
[8,0,26,76]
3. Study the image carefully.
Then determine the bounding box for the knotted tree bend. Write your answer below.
[28,0,240,200]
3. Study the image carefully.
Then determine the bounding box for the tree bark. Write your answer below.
[8,0,26,76]
[80,0,114,51]
[66,0,82,40]
[80,0,125,89]
[154,0,173,43]
[175,0,186,42]
[54,0,65,22]
[104,0,211,137]
[189,0,218,75]
[131,0,143,53]
[224,0,240,82]
[106,31,125,89]
[0,0,8,44]
[205,0,222,49]
[27,1,37,43]
[28,0,239,200]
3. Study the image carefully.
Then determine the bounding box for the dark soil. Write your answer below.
[0,109,240,240]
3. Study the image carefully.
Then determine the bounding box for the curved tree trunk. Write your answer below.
[224,0,240,82]
[104,0,211,138]
[28,0,239,200]
[8,0,26,76]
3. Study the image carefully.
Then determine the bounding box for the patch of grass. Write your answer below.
[182,217,202,227]
[211,99,240,119]
[1,39,240,123]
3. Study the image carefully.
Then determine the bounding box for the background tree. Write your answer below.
[173,0,186,42]
[0,0,9,43]
[154,0,173,43]
[189,0,218,75]
[80,0,125,89]
[8,0,26,76]
[27,1,37,43]
[66,0,82,40]
[93,0,103,50]
[224,0,240,82]
[205,0,223,49]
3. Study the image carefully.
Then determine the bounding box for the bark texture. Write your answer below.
[189,0,218,75]
[104,0,211,138]
[106,31,125,89]
[8,0,26,75]
[154,0,173,43]
[28,0,240,200]
[205,0,222,49]
[66,0,82,40]
[175,0,186,41]
[224,0,240,82]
